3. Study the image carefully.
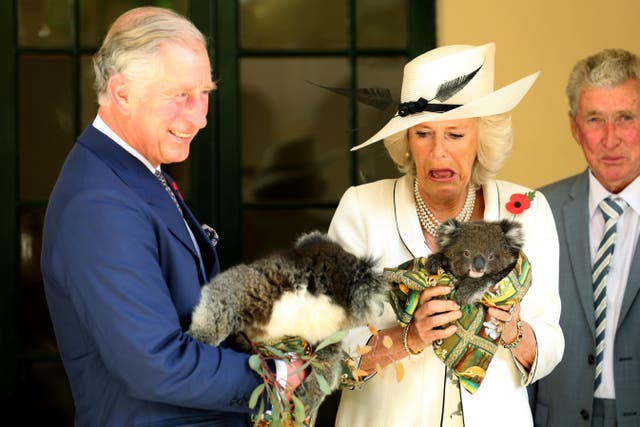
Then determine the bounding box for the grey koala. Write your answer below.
[424,219,524,306]
[188,231,389,416]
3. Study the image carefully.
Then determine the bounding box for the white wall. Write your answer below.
[438,0,640,188]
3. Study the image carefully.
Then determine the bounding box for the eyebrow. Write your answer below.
[583,109,635,116]
[413,124,470,130]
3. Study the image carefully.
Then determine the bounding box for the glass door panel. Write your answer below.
[240,57,350,205]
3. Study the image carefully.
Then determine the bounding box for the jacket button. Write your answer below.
[580,409,589,420]
[588,354,595,364]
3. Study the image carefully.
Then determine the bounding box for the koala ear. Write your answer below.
[437,218,461,248]
[295,230,330,247]
[500,220,525,251]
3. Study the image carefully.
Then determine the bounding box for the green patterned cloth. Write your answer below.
[384,252,532,394]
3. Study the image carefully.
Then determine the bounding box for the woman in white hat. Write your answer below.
[328,43,564,426]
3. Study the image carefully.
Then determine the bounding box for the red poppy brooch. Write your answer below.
[506,191,536,217]
[170,181,184,201]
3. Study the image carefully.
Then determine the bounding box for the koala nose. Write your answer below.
[472,255,486,271]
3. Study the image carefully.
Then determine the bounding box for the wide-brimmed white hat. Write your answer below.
[352,42,539,151]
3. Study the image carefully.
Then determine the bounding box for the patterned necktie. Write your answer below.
[592,196,627,389]
[154,170,183,216]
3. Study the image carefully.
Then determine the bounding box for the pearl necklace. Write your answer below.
[413,177,476,237]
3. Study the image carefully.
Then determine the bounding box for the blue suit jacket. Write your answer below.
[41,125,260,426]
[529,169,640,426]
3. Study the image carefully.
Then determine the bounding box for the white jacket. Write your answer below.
[328,174,564,427]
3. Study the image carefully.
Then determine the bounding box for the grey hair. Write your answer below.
[93,6,208,105]
[383,113,513,187]
[566,48,640,118]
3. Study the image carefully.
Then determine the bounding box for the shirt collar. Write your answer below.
[588,171,640,219]
[92,114,159,174]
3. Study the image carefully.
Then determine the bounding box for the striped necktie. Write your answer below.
[592,196,627,390]
[155,170,183,216]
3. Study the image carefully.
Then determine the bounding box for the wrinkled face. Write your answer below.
[408,118,478,200]
[125,41,215,167]
[570,78,640,193]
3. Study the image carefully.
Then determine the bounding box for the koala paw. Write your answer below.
[295,343,344,417]
[424,254,445,275]
[453,278,490,306]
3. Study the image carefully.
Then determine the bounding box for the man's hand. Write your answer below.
[275,354,310,399]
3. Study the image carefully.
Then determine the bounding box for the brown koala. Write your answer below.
[424,219,524,305]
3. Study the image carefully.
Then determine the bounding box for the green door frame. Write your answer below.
[1,0,18,404]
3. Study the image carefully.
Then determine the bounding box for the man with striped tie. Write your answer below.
[529,49,640,427]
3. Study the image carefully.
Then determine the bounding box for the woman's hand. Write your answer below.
[406,286,462,353]
[487,303,519,344]
[487,302,536,371]
[359,286,462,373]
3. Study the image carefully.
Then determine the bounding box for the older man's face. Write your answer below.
[125,40,215,168]
[570,78,640,193]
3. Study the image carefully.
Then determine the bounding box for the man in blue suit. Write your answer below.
[41,7,304,426]
[530,49,640,426]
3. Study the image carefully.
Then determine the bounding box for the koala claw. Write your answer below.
[295,342,344,417]
[453,277,489,306]
[424,254,445,275]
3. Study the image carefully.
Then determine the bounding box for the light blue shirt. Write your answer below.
[589,172,640,399]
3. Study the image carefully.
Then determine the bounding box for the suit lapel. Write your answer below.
[394,175,431,259]
[618,235,640,327]
[564,171,596,335]
[144,176,202,268]
[166,174,219,280]
[78,126,205,276]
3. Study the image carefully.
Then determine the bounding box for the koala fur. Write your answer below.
[187,231,389,415]
[425,219,524,306]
